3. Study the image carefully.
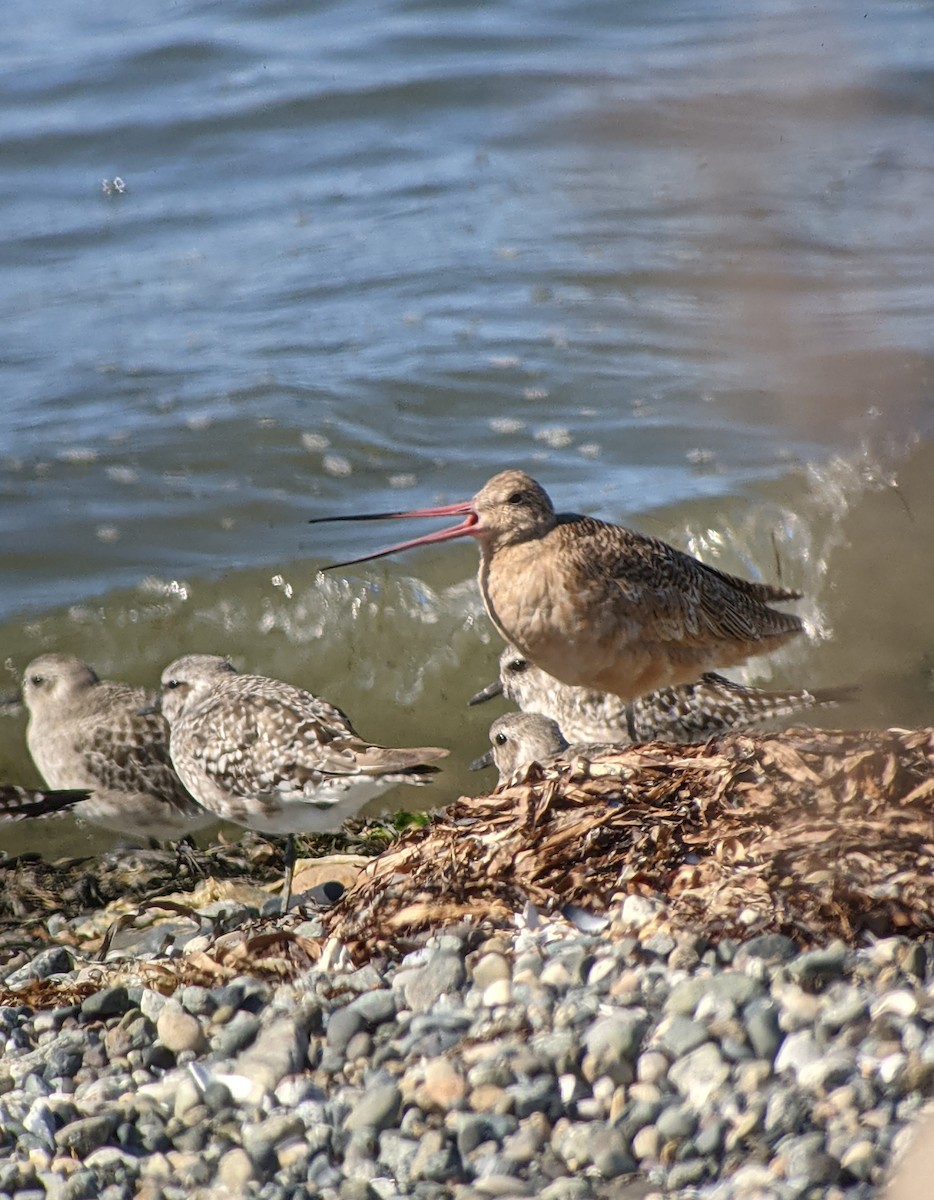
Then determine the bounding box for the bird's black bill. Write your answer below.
[468,679,503,707]
[469,749,494,771]
[308,509,414,526]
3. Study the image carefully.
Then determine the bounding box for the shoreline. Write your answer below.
[0,889,930,1199]
[2,723,933,1197]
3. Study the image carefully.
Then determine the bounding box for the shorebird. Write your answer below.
[311,470,805,700]
[470,712,572,787]
[0,784,91,823]
[157,654,449,911]
[16,654,215,842]
[469,644,856,744]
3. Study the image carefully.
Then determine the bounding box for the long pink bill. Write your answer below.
[309,500,479,571]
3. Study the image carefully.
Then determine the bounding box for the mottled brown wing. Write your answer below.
[184,689,363,796]
[84,704,194,808]
[564,518,803,646]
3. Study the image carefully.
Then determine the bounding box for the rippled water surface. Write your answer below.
[2,0,933,854]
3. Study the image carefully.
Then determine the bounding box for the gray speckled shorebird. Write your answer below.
[470,712,573,787]
[311,470,805,701]
[0,784,91,823]
[158,654,449,911]
[469,644,856,744]
[17,654,214,842]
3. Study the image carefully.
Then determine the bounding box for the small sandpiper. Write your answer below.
[311,469,805,700]
[16,653,215,842]
[0,784,91,823]
[470,711,573,787]
[157,654,449,911]
[470,643,857,743]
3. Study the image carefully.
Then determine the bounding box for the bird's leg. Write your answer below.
[280,834,296,915]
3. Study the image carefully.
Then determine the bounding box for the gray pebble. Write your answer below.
[821,987,870,1031]
[582,1013,647,1080]
[734,934,799,964]
[618,1098,665,1139]
[4,947,73,988]
[402,952,466,1014]
[235,1016,309,1091]
[585,1126,635,1178]
[507,1076,561,1121]
[668,1043,730,1109]
[745,999,782,1061]
[788,941,850,988]
[538,1174,594,1200]
[765,1085,810,1136]
[666,1157,708,1189]
[782,1132,840,1185]
[346,990,396,1027]
[642,932,676,959]
[138,990,169,1023]
[22,1100,57,1149]
[339,1181,380,1200]
[377,1130,419,1188]
[177,985,215,1016]
[58,1170,98,1200]
[54,1113,118,1157]
[694,1118,725,1156]
[656,1103,698,1140]
[654,1015,709,1058]
[79,988,131,1020]
[665,973,761,1016]
[344,1081,402,1134]
[212,1010,261,1057]
[410,1129,459,1182]
[327,1007,366,1054]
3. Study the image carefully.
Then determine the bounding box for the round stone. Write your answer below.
[155,1005,206,1056]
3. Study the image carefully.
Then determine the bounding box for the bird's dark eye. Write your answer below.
[164,679,182,690]
[507,492,525,505]
[30,675,44,687]
[494,732,508,746]
[507,658,527,675]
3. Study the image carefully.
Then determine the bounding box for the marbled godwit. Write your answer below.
[470,712,572,786]
[311,470,805,700]
[157,654,448,911]
[470,644,855,743]
[16,654,214,841]
[0,784,91,822]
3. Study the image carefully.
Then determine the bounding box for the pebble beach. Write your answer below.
[1,862,931,1200]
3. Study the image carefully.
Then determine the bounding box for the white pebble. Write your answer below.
[871,991,919,1020]
[482,978,512,1007]
[619,894,663,929]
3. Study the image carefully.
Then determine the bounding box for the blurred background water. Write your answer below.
[2,0,933,855]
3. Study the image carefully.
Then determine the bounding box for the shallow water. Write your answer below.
[1,0,933,855]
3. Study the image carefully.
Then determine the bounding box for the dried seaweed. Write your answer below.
[322,726,934,959]
[3,726,934,1005]
[134,926,322,992]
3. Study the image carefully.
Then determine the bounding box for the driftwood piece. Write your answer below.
[322,726,934,959]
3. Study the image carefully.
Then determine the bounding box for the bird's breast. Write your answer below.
[479,536,648,693]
